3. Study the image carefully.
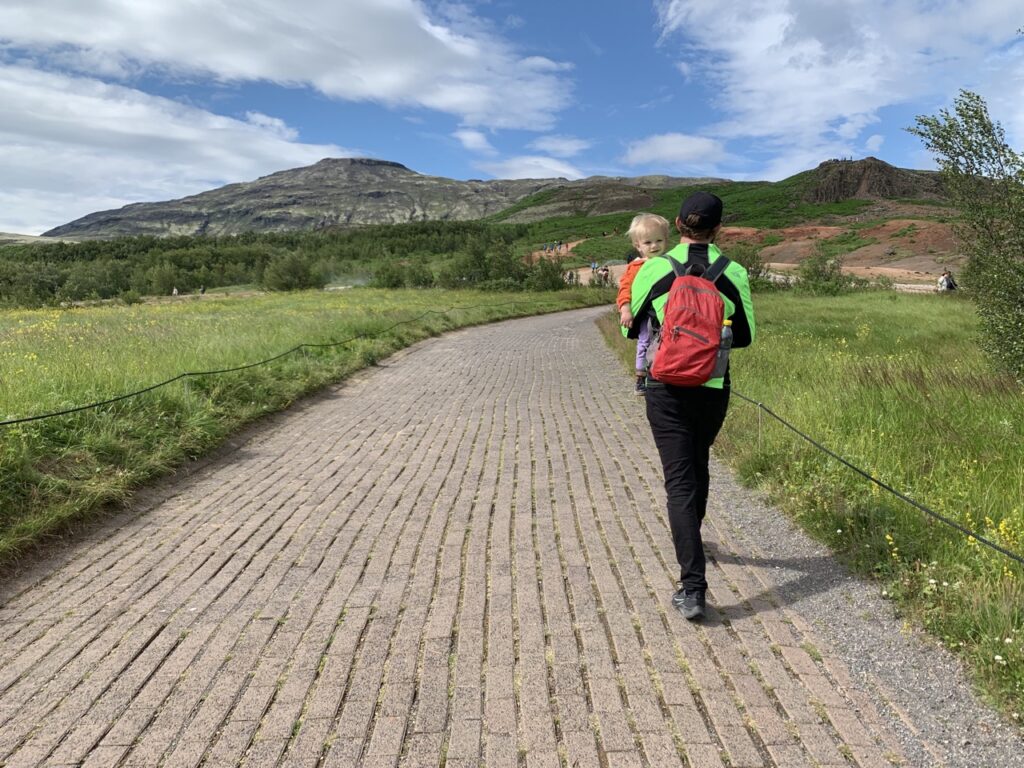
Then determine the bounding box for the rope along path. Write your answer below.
[5,299,1022,568]
[0,299,569,427]
[731,390,1024,568]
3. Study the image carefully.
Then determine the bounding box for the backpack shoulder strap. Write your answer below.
[705,255,732,283]
[665,243,690,277]
[668,243,730,282]
[666,255,686,277]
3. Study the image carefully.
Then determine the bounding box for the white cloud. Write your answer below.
[654,0,1024,176]
[478,156,584,180]
[453,128,496,154]
[865,134,885,154]
[245,112,298,141]
[527,135,593,157]
[0,0,573,131]
[637,93,673,110]
[0,66,348,234]
[622,133,726,169]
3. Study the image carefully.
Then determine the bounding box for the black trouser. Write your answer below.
[645,381,729,593]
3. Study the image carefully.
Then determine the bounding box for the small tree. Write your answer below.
[524,257,567,292]
[370,261,406,289]
[726,242,774,291]
[909,90,1024,378]
[406,261,435,288]
[146,262,179,296]
[795,243,862,295]
[262,252,326,291]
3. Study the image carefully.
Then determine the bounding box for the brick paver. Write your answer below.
[0,307,922,766]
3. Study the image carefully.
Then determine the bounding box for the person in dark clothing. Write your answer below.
[623,191,756,620]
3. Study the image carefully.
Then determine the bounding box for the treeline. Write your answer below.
[0,221,570,306]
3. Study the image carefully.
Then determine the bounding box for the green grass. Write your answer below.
[485,189,559,222]
[521,212,636,254]
[649,175,875,229]
[0,287,609,561]
[507,177,881,253]
[598,291,1024,717]
[198,283,261,295]
[491,165,927,258]
[815,230,879,258]
[570,236,636,265]
[892,223,920,238]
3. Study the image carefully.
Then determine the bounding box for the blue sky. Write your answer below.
[1,0,1022,234]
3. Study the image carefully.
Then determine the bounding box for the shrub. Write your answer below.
[726,242,775,291]
[795,243,865,295]
[910,90,1024,379]
[405,261,435,288]
[262,252,326,291]
[478,277,524,292]
[370,261,407,289]
[146,262,180,296]
[872,275,896,292]
[524,258,568,292]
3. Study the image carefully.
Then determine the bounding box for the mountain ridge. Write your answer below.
[40,156,942,239]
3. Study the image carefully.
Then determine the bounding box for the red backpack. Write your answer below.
[650,254,731,386]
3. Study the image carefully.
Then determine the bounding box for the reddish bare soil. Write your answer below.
[719,218,962,284]
[547,211,964,287]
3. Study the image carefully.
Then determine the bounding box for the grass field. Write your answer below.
[0,287,611,562]
[599,290,1023,717]
[568,235,636,266]
[507,176,921,259]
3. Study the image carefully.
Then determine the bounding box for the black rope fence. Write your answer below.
[3,298,1021,569]
[0,298,571,428]
[731,389,1024,568]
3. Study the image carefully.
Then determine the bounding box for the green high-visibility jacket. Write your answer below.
[622,242,756,389]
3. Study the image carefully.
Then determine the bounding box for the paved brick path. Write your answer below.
[1,307,921,767]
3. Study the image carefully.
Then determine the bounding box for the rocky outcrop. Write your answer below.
[805,157,943,203]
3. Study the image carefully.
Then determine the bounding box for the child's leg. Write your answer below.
[635,320,652,376]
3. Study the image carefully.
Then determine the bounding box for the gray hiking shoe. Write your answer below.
[672,587,706,620]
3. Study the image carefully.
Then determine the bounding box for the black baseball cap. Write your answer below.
[678,191,723,229]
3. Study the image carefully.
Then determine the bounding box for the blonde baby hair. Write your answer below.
[627,213,670,244]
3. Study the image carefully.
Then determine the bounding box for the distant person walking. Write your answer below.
[624,192,756,620]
